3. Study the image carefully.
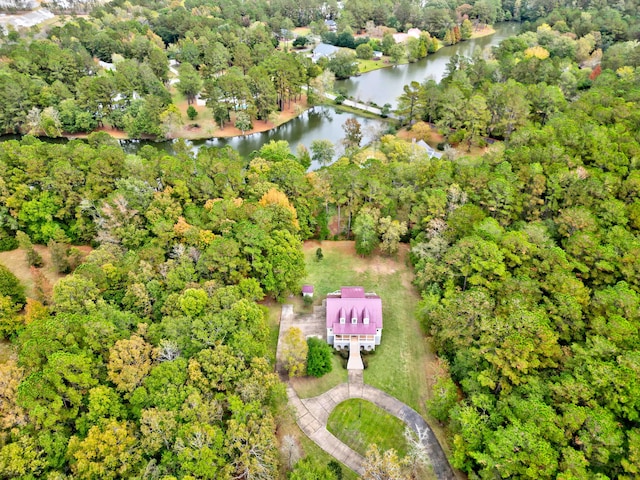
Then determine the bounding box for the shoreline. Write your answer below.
[63,100,312,142]
[57,24,500,143]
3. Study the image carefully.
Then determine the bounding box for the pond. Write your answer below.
[1,23,520,167]
[337,22,520,109]
[122,106,386,170]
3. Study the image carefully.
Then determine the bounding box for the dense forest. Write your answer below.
[2,0,640,478]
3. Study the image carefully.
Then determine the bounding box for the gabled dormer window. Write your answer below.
[363,308,370,325]
[339,308,346,324]
[351,307,358,324]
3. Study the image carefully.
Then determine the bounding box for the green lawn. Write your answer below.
[357,57,409,74]
[290,354,348,398]
[327,399,409,457]
[301,241,433,414]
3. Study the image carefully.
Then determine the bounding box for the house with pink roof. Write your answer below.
[326,287,383,351]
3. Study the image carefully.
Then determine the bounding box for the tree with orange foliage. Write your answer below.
[258,188,300,231]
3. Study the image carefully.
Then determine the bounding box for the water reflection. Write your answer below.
[337,23,519,108]
[122,106,386,170]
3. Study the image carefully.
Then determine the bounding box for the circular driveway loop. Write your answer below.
[288,372,456,479]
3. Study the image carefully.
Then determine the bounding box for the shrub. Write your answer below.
[334,95,346,105]
[328,460,343,480]
[16,231,42,267]
[186,105,198,120]
[0,233,18,252]
[306,337,333,377]
[0,264,26,306]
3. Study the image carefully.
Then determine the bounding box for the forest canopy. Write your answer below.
[2,0,640,478]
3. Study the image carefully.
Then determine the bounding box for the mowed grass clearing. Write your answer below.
[299,240,434,415]
[290,354,347,398]
[327,399,409,457]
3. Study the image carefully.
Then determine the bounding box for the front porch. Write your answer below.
[333,334,377,351]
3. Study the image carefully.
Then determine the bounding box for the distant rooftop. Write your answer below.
[313,42,340,58]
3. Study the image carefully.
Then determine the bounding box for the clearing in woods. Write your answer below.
[279,241,454,460]
[0,245,92,298]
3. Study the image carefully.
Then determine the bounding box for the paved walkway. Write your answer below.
[288,377,456,479]
[278,304,455,479]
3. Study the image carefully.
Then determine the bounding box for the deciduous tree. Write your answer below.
[107,332,155,394]
[282,327,308,377]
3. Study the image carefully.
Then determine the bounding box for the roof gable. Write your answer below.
[326,286,382,333]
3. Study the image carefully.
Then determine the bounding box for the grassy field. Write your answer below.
[327,399,409,457]
[0,245,91,298]
[357,57,408,74]
[328,102,388,121]
[297,241,434,415]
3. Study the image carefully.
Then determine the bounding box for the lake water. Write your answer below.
[337,22,520,108]
[1,23,519,166]
[121,106,386,170]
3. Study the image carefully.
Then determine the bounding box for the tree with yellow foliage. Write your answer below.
[258,188,299,230]
[107,330,155,394]
[524,45,550,60]
[282,327,308,377]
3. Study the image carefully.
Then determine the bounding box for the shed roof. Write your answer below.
[302,285,314,293]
